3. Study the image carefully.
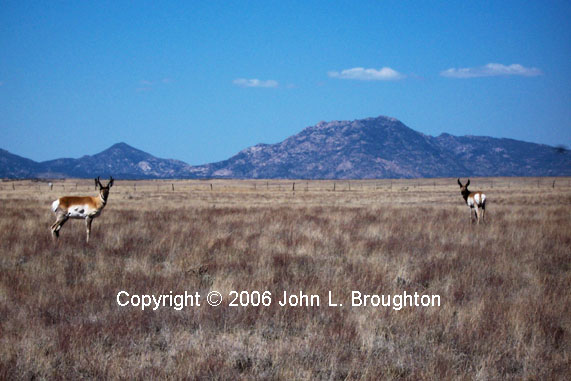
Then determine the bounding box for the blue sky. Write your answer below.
[1,1,570,165]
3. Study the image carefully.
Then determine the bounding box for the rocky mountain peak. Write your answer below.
[1,116,569,179]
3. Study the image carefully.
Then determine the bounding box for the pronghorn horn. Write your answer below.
[466,179,470,187]
[457,178,462,187]
[108,176,114,187]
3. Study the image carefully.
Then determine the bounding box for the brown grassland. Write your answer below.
[0,177,569,379]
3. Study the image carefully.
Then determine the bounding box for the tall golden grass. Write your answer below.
[0,177,569,379]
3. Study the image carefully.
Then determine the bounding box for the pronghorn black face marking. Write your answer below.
[458,178,487,225]
[51,176,114,243]
[96,176,114,203]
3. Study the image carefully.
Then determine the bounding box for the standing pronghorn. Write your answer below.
[51,176,114,242]
[457,178,486,224]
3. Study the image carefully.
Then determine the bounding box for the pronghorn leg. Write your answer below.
[54,216,68,235]
[51,213,68,238]
[481,203,486,224]
[469,207,475,224]
[85,217,93,243]
[475,207,481,225]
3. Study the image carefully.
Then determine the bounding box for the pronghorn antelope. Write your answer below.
[457,178,486,224]
[51,176,114,242]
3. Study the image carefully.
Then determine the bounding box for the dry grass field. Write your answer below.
[0,177,569,379]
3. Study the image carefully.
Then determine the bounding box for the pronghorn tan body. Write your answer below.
[51,177,114,242]
[458,179,486,224]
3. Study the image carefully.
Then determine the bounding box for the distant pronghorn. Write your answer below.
[457,178,486,224]
[51,176,114,242]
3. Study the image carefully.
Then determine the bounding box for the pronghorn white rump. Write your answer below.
[50,176,114,242]
[457,178,486,224]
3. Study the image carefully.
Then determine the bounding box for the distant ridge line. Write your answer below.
[1,116,569,179]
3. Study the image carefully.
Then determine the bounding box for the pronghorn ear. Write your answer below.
[466,179,470,187]
[108,176,114,188]
[457,178,462,187]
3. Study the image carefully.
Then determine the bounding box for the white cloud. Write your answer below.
[440,63,542,78]
[233,78,279,88]
[328,67,405,81]
[136,78,173,92]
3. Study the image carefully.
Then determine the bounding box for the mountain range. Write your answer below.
[1,116,569,179]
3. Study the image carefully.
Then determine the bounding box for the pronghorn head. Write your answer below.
[457,178,471,199]
[95,176,114,201]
